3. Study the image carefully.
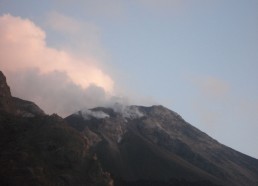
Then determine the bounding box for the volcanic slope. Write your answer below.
[66,105,258,186]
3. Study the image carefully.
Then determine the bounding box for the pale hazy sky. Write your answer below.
[0,0,258,159]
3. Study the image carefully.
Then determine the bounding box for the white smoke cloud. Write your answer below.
[7,69,112,116]
[78,109,110,120]
[112,103,144,119]
[0,14,115,116]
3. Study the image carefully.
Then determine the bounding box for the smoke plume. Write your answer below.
[0,14,115,116]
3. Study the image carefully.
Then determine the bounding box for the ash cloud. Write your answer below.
[78,109,110,120]
[0,14,155,117]
[7,69,110,116]
[0,14,115,116]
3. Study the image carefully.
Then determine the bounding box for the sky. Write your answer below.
[0,0,258,159]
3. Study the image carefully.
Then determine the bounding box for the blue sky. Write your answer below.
[0,0,258,159]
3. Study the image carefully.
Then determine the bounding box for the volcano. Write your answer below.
[1,70,258,186]
[66,105,258,186]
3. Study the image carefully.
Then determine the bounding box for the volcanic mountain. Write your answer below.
[1,70,258,186]
[65,105,258,186]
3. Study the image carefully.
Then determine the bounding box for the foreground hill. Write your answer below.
[66,105,258,186]
[0,71,112,186]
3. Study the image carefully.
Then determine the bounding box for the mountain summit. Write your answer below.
[66,105,258,186]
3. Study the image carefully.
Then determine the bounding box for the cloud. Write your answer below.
[7,69,111,116]
[191,76,230,98]
[46,11,104,58]
[0,14,114,116]
[0,14,113,92]
[78,109,110,120]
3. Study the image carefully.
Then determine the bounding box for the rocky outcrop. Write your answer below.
[0,71,15,113]
[0,71,45,117]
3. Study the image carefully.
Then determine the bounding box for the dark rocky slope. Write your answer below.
[66,105,258,186]
[0,71,112,186]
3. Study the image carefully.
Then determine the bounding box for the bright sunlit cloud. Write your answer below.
[0,14,114,92]
[0,14,115,116]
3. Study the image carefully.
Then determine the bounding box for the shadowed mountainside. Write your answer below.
[0,71,113,186]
